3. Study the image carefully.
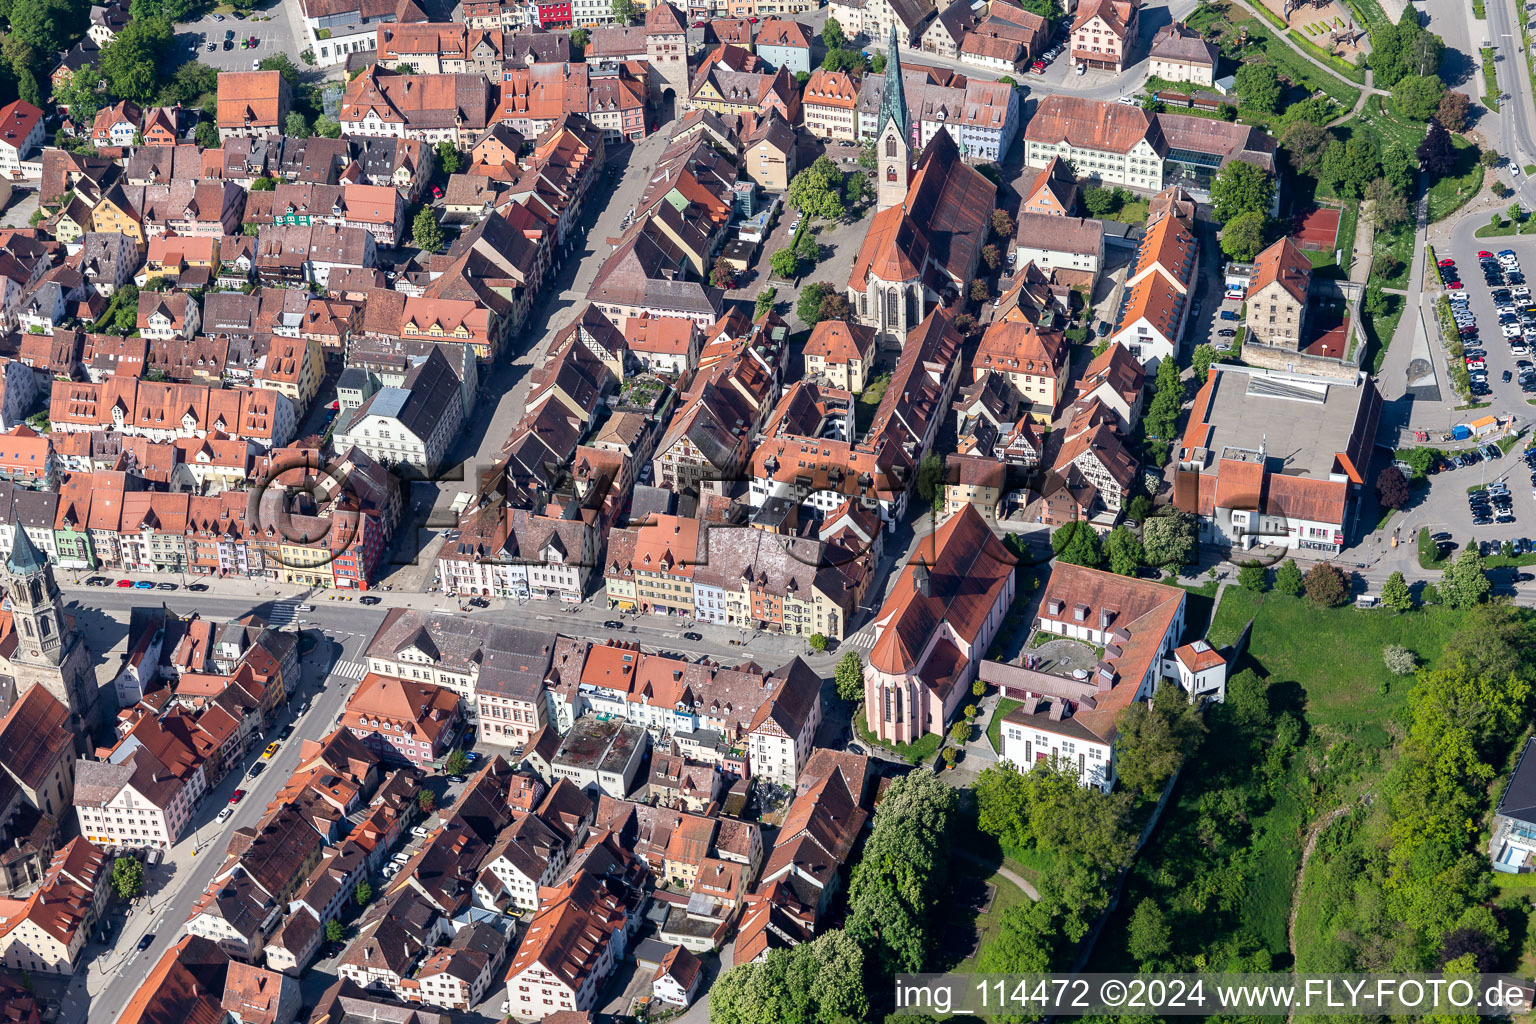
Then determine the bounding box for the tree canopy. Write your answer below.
[1234,62,1281,113]
[845,772,955,975]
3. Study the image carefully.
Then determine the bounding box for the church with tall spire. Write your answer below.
[847,30,998,349]
[0,529,104,742]
[876,23,912,213]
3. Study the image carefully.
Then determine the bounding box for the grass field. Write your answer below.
[1345,0,1387,27]
[1362,292,1405,374]
[1240,780,1308,952]
[1484,49,1501,110]
[987,697,1023,753]
[854,707,941,764]
[1428,136,1485,223]
[1206,588,1467,735]
[1370,218,1415,289]
[855,371,890,434]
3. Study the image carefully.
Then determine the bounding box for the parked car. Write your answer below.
[262,740,279,759]
[188,583,209,592]
[133,580,154,589]
[1220,310,1239,321]
[1217,328,1237,337]
[156,582,176,591]
[683,631,703,641]
[360,595,381,604]
[603,619,624,629]
[137,934,155,951]
[217,806,234,823]
[85,576,109,586]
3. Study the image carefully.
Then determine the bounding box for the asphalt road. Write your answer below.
[78,610,374,1024]
[1483,0,1536,205]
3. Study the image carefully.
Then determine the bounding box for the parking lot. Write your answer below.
[1420,241,1536,542]
[173,3,307,73]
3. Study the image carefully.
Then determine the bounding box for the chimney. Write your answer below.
[1099,608,1113,629]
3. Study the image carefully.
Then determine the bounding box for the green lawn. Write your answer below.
[1100,200,1150,225]
[1427,136,1486,223]
[1205,588,1467,734]
[987,697,1023,753]
[1484,49,1501,110]
[854,708,942,764]
[1369,219,1415,289]
[1240,780,1308,952]
[1362,292,1404,374]
[950,870,1036,974]
[1474,0,1487,17]
[854,371,891,434]
[1344,0,1387,28]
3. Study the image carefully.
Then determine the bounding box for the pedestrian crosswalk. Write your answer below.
[842,630,876,651]
[265,601,301,626]
[331,660,368,681]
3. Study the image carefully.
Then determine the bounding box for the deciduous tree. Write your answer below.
[1052,520,1104,568]
[1191,342,1217,383]
[1440,545,1491,609]
[1219,209,1268,261]
[1303,562,1350,607]
[1105,525,1143,576]
[111,856,144,900]
[1115,685,1207,798]
[834,651,863,703]
[1142,509,1196,569]
[1274,558,1304,596]
[1376,465,1411,509]
[412,207,444,252]
[1392,73,1447,122]
[1436,89,1470,132]
[1382,570,1414,612]
[845,772,955,974]
[1234,62,1281,113]
[1210,159,1275,223]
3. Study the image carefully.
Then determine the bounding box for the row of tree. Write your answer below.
[1050,510,1196,577]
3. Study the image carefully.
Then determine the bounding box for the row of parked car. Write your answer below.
[83,577,208,591]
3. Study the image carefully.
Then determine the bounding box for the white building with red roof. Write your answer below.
[984,564,1214,790]
[0,101,45,181]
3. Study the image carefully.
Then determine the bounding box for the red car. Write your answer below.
[115,579,133,587]
[431,185,443,198]
[1447,281,1464,289]
[230,789,246,804]
[1438,258,1456,267]
[1479,250,1495,258]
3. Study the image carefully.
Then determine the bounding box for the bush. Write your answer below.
[1383,643,1417,675]
[807,632,829,652]
[1238,562,1268,593]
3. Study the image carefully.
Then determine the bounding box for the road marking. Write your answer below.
[842,631,877,650]
[331,660,367,681]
